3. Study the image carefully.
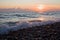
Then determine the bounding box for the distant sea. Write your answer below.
[0,10,60,34]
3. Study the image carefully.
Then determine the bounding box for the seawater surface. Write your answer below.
[0,10,60,34]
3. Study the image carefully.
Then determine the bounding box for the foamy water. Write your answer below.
[0,10,60,34]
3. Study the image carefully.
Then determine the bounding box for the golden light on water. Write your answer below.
[36,17,45,21]
[39,18,44,21]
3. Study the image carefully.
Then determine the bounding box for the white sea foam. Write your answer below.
[0,18,60,34]
[0,10,60,34]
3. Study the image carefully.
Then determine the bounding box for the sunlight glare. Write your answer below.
[37,5,45,10]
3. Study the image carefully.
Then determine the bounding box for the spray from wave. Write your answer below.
[0,17,60,34]
[0,10,60,34]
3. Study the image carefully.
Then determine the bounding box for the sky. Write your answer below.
[0,0,60,8]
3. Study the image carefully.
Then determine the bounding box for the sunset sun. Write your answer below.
[37,5,45,10]
[35,4,47,12]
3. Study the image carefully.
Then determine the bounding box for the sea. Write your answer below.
[0,10,60,34]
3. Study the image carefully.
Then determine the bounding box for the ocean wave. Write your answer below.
[0,11,60,34]
[0,19,60,34]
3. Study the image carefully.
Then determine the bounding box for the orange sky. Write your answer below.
[29,5,60,12]
[0,0,60,9]
[0,4,60,12]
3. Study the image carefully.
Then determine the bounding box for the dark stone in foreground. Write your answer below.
[0,22,60,40]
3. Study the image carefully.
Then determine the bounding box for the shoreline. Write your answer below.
[0,21,60,40]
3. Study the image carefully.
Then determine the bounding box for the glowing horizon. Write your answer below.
[0,0,60,10]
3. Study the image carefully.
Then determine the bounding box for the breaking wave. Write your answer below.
[0,10,60,34]
[0,18,60,34]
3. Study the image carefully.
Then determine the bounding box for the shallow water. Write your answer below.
[0,10,60,34]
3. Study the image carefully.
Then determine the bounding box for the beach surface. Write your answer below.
[0,21,60,40]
